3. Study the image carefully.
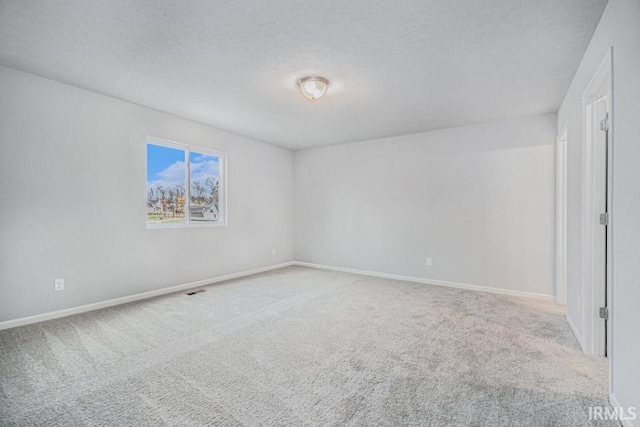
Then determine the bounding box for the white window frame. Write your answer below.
[146,136,227,229]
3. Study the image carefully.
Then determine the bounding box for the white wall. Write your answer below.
[295,114,556,297]
[557,0,640,413]
[0,66,294,323]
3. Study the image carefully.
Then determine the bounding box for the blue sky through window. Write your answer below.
[147,143,185,185]
[147,143,220,190]
[189,152,219,183]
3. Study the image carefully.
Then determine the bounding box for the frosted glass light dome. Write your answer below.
[297,76,329,100]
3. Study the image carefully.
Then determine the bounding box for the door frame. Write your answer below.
[556,124,568,305]
[581,47,613,358]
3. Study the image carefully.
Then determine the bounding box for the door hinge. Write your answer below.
[599,307,609,320]
[599,212,609,226]
[600,115,610,131]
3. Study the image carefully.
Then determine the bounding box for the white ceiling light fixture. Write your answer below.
[297,76,329,101]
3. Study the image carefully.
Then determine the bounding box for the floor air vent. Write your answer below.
[186,289,206,296]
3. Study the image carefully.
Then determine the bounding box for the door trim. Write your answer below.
[581,47,613,358]
[556,124,568,305]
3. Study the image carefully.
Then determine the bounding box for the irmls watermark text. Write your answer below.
[589,406,637,421]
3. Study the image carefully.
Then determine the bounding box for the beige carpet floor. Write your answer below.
[0,266,614,426]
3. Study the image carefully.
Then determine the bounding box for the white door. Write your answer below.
[581,48,612,358]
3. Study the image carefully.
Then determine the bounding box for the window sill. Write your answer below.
[146,222,227,229]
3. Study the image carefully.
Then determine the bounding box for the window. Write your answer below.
[146,137,226,227]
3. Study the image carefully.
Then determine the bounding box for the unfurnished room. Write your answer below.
[0,0,639,426]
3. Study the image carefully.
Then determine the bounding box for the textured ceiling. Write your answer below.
[0,0,607,150]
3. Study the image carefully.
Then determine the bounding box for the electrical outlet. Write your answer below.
[272,247,277,256]
[54,278,64,291]
[427,258,433,266]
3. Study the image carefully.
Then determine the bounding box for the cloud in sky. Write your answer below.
[147,158,219,192]
[157,161,186,183]
[190,158,219,184]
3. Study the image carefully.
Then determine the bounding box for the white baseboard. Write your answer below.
[566,313,585,351]
[610,393,637,427]
[0,261,558,330]
[0,262,296,331]
[294,261,555,301]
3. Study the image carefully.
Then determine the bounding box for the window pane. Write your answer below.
[189,151,220,222]
[146,143,187,226]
